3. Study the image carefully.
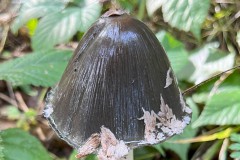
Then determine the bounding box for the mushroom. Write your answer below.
[43,9,192,160]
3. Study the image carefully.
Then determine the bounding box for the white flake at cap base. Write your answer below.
[164,68,173,88]
[139,95,191,145]
[76,126,129,160]
[98,126,129,160]
[76,133,100,158]
[43,105,53,118]
[179,91,192,114]
[138,108,158,144]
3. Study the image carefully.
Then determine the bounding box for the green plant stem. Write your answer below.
[37,88,48,105]
[137,0,146,20]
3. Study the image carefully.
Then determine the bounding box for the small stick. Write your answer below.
[0,24,9,54]
[0,92,17,106]
[37,88,48,114]
[209,71,232,97]
[183,65,240,95]
[35,127,47,141]
[15,92,29,112]
[219,138,229,160]
[6,82,15,100]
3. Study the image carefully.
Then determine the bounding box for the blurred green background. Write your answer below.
[0,0,240,159]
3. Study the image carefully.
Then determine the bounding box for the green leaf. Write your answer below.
[0,128,52,160]
[6,106,21,120]
[85,155,97,160]
[24,109,37,120]
[229,144,240,150]
[11,0,66,33]
[156,31,184,50]
[201,141,222,160]
[192,92,209,103]
[118,0,137,12]
[32,2,102,51]
[189,43,235,84]
[193,88,240,127]
[229,133,240,160]
[161,0,210,39]
[69,150,78,160]
[134,146,159,160]
[154,98,199,160]
[230,152,240,158]
[19,85,38,96]
[156,31,191,79]
[152,145,165,156]
[230,134,240,143]
[191,70,240,98]
[0,50,72,86]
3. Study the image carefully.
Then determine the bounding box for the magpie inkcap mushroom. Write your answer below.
[43,9,192,160]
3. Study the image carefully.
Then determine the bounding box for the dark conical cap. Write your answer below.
[44,10,191,159]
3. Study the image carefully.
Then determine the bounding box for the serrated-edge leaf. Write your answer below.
[0,50,72,86]
[32,2,101,51]
[230,134,240,143]
[11,0,66,33]
[77,1,102,32]
[189,43,235,84]
[189,43,219,68]
[32,7,82,51]
[193,88,240,127]
[230,151,240,158]
[6,106,21,120]
[229,143,240,151]
[161,0,210,39]
[0,128,52,160]
[156,31,189,75]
